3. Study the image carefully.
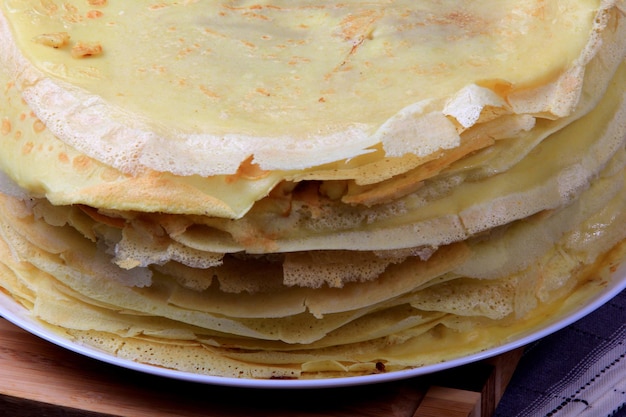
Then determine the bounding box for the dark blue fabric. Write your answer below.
[495,289,626,417]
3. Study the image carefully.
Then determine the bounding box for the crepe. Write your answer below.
[0,0,625,380]
[1,158,625,377]
[0,0,623,215]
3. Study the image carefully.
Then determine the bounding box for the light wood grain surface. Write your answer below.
[0,318,523,417]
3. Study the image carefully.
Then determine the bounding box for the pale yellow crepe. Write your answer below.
[0,162,625,376]
[0,1,624,217]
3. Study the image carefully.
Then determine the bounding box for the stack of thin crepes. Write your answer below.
[0,0,625,380]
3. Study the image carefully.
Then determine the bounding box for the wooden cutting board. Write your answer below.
[0,318,523,417]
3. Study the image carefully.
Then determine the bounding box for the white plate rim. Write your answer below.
[1,260,624,390]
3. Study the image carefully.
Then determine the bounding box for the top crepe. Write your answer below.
[0,1,620,215]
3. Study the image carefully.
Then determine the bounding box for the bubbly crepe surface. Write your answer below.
[5,0,595,130]
[0,0,625,380]
[0,0,610,177]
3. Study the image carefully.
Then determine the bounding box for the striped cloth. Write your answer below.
[495,289,626,417]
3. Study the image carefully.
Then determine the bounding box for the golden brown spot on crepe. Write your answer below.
[240,40,257,49]
[288,56,311,66]
[21,141,33,155]
[13,130,22,140]
[444,12,477,28]
[203,28,227,38]
[222,4,282,12]
[177,47,195,59]
[529,3,546,19]
[424,11,490,42]
[148,3,169,11]
[151,64,166,74]
[57,152,70,164]
[1,119,11,136]
[32,119,46,133]
[88,0,108,6]
[325,9,383,80]
[199,85,220,99]
[336,9,381,42]
[72,155,92,171]
[241,11,270,21]
[256,88,270,96]
[38,0,59,15]
[71,41,103,58]
[86,10,103,19]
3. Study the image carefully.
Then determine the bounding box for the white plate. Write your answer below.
[1,261,625,389]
